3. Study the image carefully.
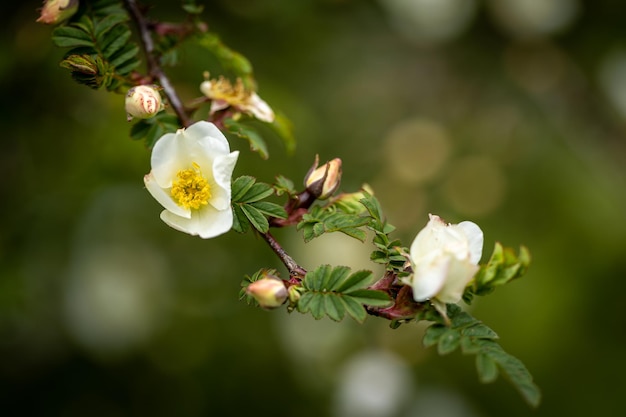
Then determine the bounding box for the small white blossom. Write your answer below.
[144,121,239,238]
[404,214,483,316]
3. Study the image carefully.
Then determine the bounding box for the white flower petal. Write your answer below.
[456,221,484,264]
[436,257,478,304]
[410,256,450,301]
[209,151,239,211]
[151,132,186,187]
[184,121,230,153]
[144,173,190,219]
[160,205,233,239]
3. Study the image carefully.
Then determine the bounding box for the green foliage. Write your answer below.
[464,243,531,303]
[52,0,140,91]
[195,32,255,89]
[224,118,269,159]
[231,176,287,234]
[273,175,297,197]
[297,205,370,243]
[269,112,296,155]
[296,265,391,323]
[239,268,277,305]
[422,304,541,408]
[129,113,180,149]
[359,193,408,273]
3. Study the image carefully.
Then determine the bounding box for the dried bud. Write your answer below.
[36,0,79,25]
[246,277,288,309]
[125,85,163,121]
[305,155,342,200]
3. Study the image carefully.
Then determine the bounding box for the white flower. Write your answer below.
[404,214,483,316]
[144,121,239,238]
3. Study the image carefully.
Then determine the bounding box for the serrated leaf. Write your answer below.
[423,324,448,348]
[476,353,499,383]
[460,336,482,354]
[341,296,367,323]
[239,182,274,203]
[324,294,345,321]
[451,311,475,328]
[240,204,269,233]
[346,289,391,306]
[322,266,350,292]
[462,323,499,340]
[360,194,383,222]
[231,205,249,234]
[312,222,325,238]
[339,227,367,242]
[250,201,287,219]
[335,270,373,293]
[108,43,139,69]
[231,176,256,202]
[303,265,331,291]
[101,26,132,59]
[52,24,94,46]
[297,291,315,313]
[274,175,296,196]
[94,14,128,40]
[480,342,541,408]
[224,118,269,159]
[269,112,296,154]
[130,120,152,141]
[438,328,461,355]
[309,293,325,320]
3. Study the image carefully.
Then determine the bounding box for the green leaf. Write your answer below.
[269,112,296,154]
[239,182,274,203]
[341,296,367,323]
[437,328,461,355]
[346,290,392,307]
[274,175,296,197]
[52,26,94,48]
[224,119,269,159]
[423,324,448,348]
[476,353,499,383]
[101,25,132,59]
[108,43,139,70]
[335,270,373,293]
[94,14,128,41]
[359,194,383,222]
[303,265,331,291]
[297,291,314,313]
[240,204,269,233]
[462,323,499,340]
[250,201,287,219]
[231,176,256,202]
[324,294,346,322]
[322,265,350,292]
[231,205,250,234]
[309,293,325,320]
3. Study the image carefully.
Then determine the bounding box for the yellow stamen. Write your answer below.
[171,162,212,210]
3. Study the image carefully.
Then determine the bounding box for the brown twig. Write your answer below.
[123,0,192,127]
[259,231,307,280]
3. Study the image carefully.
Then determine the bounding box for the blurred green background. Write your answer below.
[2,0,626,416]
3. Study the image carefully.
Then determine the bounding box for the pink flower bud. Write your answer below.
[246,277,288,309]
[125,85,163,121]
[305,156,342,200]
[36,0,79,25]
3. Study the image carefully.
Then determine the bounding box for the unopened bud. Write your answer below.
[36,0,79,25]
[246,277,288,309]
[305,155,342,200]
[125,85,163,121]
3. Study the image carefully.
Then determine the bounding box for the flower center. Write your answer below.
[171,162,212,210]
